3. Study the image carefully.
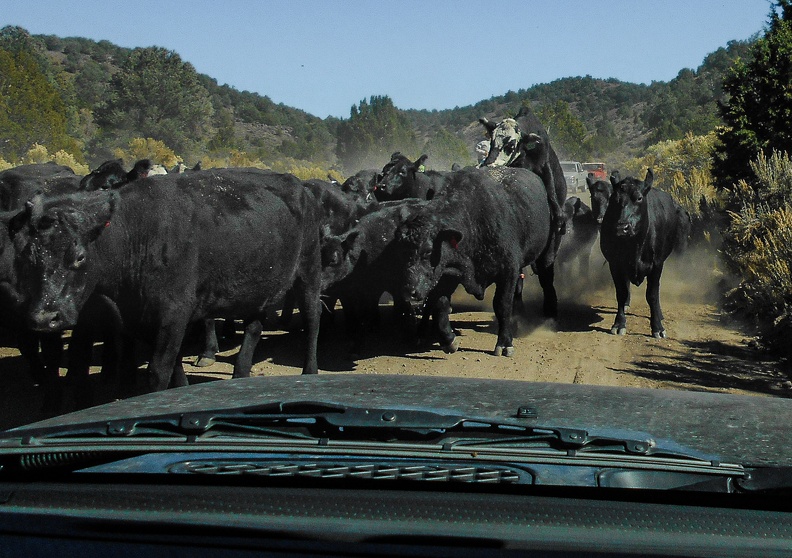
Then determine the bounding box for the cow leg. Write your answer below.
[295,280,321,375]
[147,321,190,392]
[609,264,630,335]
[492,274,519,357]
[512,272,525,315]
[536,263,558,318]
[194,318,219,367]
[646,264,666,338]
[433,295,459,354]
[233,318,263,379]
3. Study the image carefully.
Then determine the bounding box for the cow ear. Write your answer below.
[414,154,428,170]
[643,169,654,193]
[610,173,620,188]
[439,229,463,249]
[84,192,118,242]
[522,132,541,151]
[479,118,496,137]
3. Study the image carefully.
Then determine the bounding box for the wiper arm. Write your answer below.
[2,401,658,456]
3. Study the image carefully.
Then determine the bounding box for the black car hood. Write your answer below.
[10,374,791,467]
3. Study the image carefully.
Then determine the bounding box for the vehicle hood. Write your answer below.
[9,374,791,467]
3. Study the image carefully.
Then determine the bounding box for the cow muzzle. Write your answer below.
[28,309,64,332]
[615,222,634,237]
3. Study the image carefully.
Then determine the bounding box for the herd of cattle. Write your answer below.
[0,109,691,413]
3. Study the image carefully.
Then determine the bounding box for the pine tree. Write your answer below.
[713,1,792,190]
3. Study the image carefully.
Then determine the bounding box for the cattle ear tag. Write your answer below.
[104,221,111,228]
[449,236,459,249]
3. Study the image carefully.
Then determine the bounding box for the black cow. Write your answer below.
[396,166,555,356]
[11,168,324,392]
[321,199,431,353]
[341,169,379,202]
[600,169,691,338]
[375,153,451,201]
[478,106,567,236]
[79,159,153,191]
[556,196,599,277]
[587,172,617,223]
[0,164,80,392]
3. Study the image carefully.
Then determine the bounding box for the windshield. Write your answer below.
[0,0,790,486]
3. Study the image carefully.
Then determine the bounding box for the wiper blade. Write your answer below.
[2,401,664,457]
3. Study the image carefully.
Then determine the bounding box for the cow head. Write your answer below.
[11,191,117,332]
[604,169,653,238]
[478,117,549,171]
[319,228,361,290]
[396,212,463,308]
[478,118,522,167]
[376,153,428,201]
[586,174,613,224]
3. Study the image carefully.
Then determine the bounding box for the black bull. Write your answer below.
[10,168,324,391]
[396,166,555,356]
[600,169,691,338]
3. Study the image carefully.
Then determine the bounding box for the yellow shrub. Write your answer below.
[114,138,180,168]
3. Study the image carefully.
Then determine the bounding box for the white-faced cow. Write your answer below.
[11,168,324,392]
[396,166,555,357]
[600,169,691,338]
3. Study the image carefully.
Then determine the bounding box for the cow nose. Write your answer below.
[616,222,632,236]
[596,217,603,224]
[29,309,62,332]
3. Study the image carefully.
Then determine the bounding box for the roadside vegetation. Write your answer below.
[0,1,791,359]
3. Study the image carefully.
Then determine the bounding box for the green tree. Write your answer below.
[335,95,418,173]
[714,1,792,190]
[95,47,214,155]
[0,46,74,161]
[535,100,593,161]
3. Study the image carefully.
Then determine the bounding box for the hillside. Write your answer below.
[0,26,754,175]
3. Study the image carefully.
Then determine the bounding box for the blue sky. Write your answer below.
[0,1,775,119]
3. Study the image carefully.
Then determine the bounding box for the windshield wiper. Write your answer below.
[0,401,694,459]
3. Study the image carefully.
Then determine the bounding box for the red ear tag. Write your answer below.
[449,237,459,249]
[104,221,111,228]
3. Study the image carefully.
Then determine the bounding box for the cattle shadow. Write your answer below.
[611,338,791,397]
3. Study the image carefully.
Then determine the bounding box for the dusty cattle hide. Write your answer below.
[11,168,325,392]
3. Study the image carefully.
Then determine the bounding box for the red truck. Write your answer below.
[582,162,607,181]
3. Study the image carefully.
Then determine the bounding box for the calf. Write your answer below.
[396,166,554,356]
[12,168,324,392]
[600,169,691,338]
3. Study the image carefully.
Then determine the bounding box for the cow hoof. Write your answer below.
[194,356,216,367]
[652,330,667,339]
[492,345,514,357]
[442,337,461,354]
[610,327,626,336]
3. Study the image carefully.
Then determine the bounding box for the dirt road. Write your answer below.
[0,247,789,429]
